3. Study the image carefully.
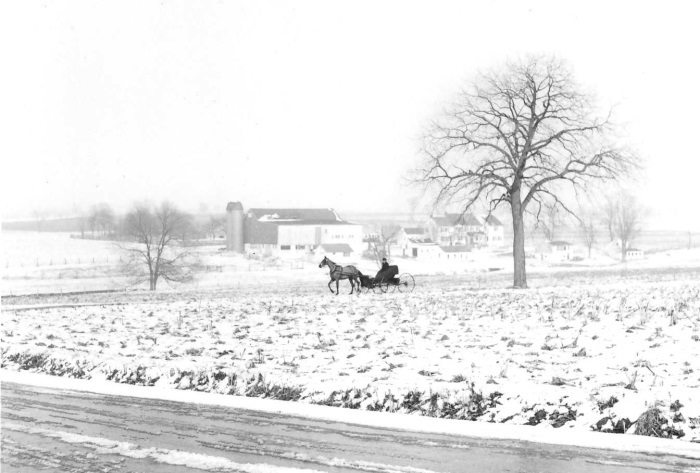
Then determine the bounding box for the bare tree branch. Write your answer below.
[416,55,641,288]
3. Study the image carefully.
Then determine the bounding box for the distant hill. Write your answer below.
[2,217,85,233]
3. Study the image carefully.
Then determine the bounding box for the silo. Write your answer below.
[226,202,244,253]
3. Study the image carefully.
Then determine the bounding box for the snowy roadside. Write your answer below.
[3,369,699,460]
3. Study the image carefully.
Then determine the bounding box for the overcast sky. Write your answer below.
[2,1,699,229]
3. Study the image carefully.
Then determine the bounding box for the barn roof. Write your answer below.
[319,244,354,253]
[246,208,357,226]
[403,227,425,235]
[248,208,340,221]
[273,220,352,226]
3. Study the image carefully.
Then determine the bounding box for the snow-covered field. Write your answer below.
[3,277,699,443]
[2,231,700,445]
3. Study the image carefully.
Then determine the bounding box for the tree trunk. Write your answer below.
[620,241,627,262]
[511,193,527,289]
[149,267,156,290]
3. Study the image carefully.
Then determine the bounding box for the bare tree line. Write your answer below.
[71,203,224,243]
[529,191,644,262]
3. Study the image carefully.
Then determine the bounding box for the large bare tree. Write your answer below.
[418,56,637,288]
[121,202,195,290]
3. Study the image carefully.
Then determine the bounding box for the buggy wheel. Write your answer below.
[378,282,389,293]
[397,273,415,293]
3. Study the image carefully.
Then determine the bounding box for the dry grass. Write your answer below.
[634,407,667,437]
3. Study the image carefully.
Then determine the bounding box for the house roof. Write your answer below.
[319,244,354,253]
[430,216,453,226]
[440,245,471,253]
[448,213,482,226]
[403,227,425,235]
[549,240,571,247]
[627,248,643,252]
[484,214,503,226]
[408,237,435,245]
[432,213,482,227]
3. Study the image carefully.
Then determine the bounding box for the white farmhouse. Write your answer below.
[427,213,505,249]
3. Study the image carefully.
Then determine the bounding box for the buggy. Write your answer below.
[359,265,415,293]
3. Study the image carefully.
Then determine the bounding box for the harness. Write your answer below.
[325,258,353,277]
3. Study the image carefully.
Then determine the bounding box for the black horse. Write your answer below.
[318,256,363,295]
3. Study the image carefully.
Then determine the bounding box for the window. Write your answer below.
[280,245,291,250]
[296,245,305,250]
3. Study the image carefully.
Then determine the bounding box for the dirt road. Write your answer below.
[2,381,697,472]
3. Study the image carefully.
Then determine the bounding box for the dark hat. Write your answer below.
[382,257,387,261]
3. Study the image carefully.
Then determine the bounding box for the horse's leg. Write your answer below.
[328,279,335,294]
[336,279,340,296]
[349,277,354,295]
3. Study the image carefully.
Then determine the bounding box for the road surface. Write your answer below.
[2,381,697,472]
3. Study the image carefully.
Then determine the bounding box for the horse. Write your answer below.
[318,256,363,295]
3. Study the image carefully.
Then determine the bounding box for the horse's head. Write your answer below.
[318,256,328,268]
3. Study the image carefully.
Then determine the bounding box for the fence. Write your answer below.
[3,256,123,269]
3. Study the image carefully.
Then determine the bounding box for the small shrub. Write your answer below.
[634,407,684,439]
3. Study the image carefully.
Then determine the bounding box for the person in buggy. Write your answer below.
[375,257,398,283]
